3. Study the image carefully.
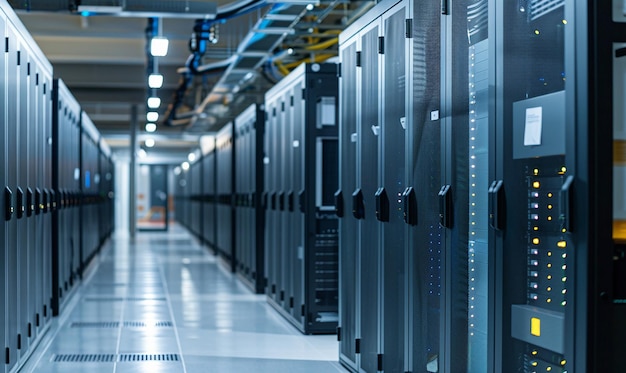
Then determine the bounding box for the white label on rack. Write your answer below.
[524,106,542,146]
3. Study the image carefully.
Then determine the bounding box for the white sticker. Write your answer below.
[371,125,380,136]
[350,133,358,143]
[430,110,439,121]
[293,140,300,148]
[400,117,407,129]
[263,156,270,165]
[524,106,542,146]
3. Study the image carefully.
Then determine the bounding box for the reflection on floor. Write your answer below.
[21,225,345,373]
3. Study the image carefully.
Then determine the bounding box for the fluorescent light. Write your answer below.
[147,97,161,109]
[174,167,181,175]
[188,153,196,162]
[147,112,159,122]
[145,123,157,133]
[145,138,155,148]
[150,37,169,57]
[181,162,190,171]
[137,149,148,159]
[148,74,163,89]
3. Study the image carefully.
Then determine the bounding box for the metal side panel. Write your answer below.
[5,22,19,370]
[353,20,383,373]
[0,12,6,373]
[338,36,358,368]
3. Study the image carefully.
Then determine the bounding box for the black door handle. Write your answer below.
[270,192,277,210]
[488,180,505,231]
[262,192,268,209]
[43,189,49,213]
[287,190,294,212]
[298,189,306,213]
[438,185,452,228]
[334,189,344,217]
[26,188,35,216]
[560,175,574,232]
[35,188,42,215]
[402,187,417,226]
[5,187,14,221]
[375,187,389,222]
[352,189,364,220]
[278,191,285,211]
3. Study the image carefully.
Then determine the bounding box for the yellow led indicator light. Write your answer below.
[547,367,552,372]
[547,216,553,221]
[533,169,539,175]
[561,167,567,173]
[532,350,538,356]
[533,226,539,231]
[562,19,567,25]
[562,276,567,282]
[562,265,567,270]
[547,263,552,268]
[547,275,552,280]
[561,360,567,366]
[533,238,540,245]
[531,317,541,336]
[562,300,567,306]
[532,361,539,367]
[547,192,553,198]
[547,204,553,210]
[547,298,552,303]
[557,241,567,248]
[562,228,567,233]
[547,251,552,257]
[534,29,540,35]
[562,289,567,294]
[533,181,541,188]
[547,286,552,291]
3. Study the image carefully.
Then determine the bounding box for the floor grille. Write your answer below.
[52,354,116,362]
[52,353,180,363]
[70,321,173,328]
[118,353,180,362]
[84,297,166,302]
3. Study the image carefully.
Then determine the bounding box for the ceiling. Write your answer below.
[9,0,373,164]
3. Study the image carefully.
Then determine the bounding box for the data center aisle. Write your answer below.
[22,224,344,373]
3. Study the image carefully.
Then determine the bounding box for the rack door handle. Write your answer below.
[352,188,364,220]
[402,187,417,226]
[438,185,452,228]
[334,189,344,217]
[5,187,13,221]
[298,189,306,213]
[560,175,574,232]
[488,180,505,231]
[375,187,389,222]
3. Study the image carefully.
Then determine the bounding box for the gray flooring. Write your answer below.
[20,225,345,372]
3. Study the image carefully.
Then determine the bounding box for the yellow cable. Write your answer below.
[305,37,338,51]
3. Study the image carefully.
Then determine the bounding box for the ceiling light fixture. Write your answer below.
[147,112,159,122]
[145,123,157,133]
[148,74,163,89]
[188,153,196,162]
[147,97,161,109]
[182,162,190,171]
[145,138,155,148]
[150,36,169,57]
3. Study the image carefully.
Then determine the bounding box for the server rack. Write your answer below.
[188,156,203,238]
[233,104,265,293]
[80,112,102,271]
[264,63,339,334]
[52,79,82,316]
[201,138,217,251]
[215,123,236,270]
[174,168,190,230]
[0,2,57,370]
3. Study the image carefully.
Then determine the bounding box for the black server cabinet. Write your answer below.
[216,123,236,270]
[234,104,265,293]
[0,11,6,373]
[80,112,101,270]
[174,169,189,230]
[189,157,203,238]
[201,139,217,251]
[264,63,339,334]
[52,79,81,317]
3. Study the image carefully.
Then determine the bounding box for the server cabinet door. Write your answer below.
[338,36,358,370]
[380,4,408,372]
[264,109,274,297]
[0,13,7,373]
[494,2,570,372]
[443,0,492,371]
[292,85,305,321]
[280,93,292,313]
[358,20,382,373]
[406,0,445,371]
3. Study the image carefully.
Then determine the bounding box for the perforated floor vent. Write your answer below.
[71,322,120,328]
[52,354,116,362]
[123,321,173,327]
[118,353,180,362]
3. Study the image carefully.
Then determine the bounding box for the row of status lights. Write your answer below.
[145,36,169,133]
